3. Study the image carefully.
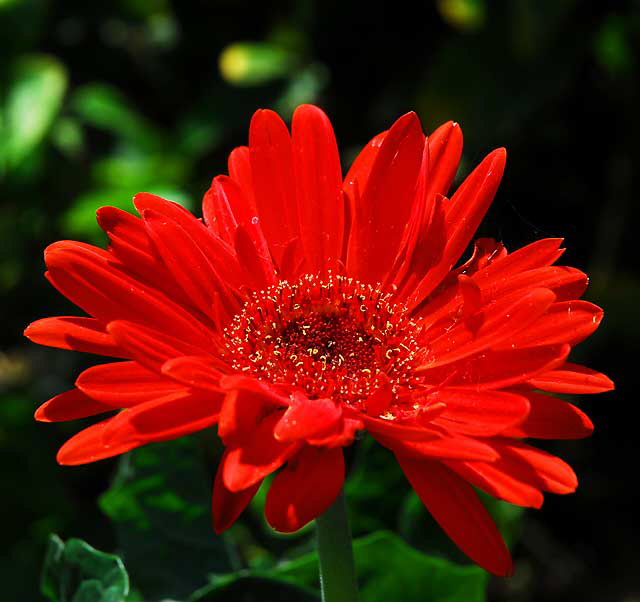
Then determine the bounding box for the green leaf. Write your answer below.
[275,530,488,602]
[70,83,162,151]
[99,436,232,601]
[194,530,487,602]
[41,534,129,602]
[1,54,68,168]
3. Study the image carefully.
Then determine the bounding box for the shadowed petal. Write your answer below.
[212,456,262,534]
[265,446,344,532]
[396,456,512,576]
[35,389,116,422]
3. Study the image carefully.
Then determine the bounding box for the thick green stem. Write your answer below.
[315,489,359,602]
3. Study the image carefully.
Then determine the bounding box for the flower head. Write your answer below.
[26,105,613,576]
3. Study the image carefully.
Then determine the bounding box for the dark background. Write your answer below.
[1,1,638,600]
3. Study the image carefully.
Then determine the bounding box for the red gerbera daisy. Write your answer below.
[26,105,613,576]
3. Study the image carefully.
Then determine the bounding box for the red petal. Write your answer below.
[446,460,544,508]
[45,241,211,348]
[76,361,185,406]
[212,456,261,534]
[347,112,425,282]
[107,320,213,372]
[161,356,224,390]
[133,193,245,291]
[489,439,578,494]
[407,149,507,306]
[478,266,588,303]
[24,317,123,358]
[228,146,255,208]
[495,300,603,349]
[529,362,614,393]
[101,390,222,445]
[97,206,187,303]
[265,446,344,532]
[35,389,115,422]
[477,238,564,282]
[420,288,556,369]
[343,130,387,202]
[292,105,344,274]
[379,434,499,462]
[502,389,594,439]
[307,417,363,447]
[142,208,237,317]
[97,206,153,252]
[234,223,277,289]
[423,343,570,390]
[430,388,530,436]
[274,392,343,442]
[396,456,512,576]
[203,176,237,242]
[222,413,299,492]
[360,415,445,441]
[423,121,463,201]
[57,419,142,465]
[218,382,287,445]
[249,109,297,264]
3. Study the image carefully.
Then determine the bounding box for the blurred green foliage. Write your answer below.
[41,535,130,602]
[1,0,638,601]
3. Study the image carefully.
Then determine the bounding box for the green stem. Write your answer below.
[315,489,359,602]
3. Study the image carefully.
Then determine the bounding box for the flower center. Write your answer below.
[224,274,421,404]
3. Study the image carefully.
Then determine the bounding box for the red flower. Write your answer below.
[26,105,613,576]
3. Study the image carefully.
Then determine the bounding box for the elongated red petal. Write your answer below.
[265,446,344,532]
[361,414,444,441]
[347,112,424,282]
[488,439,578,494]
[234,223,277,289]
[446,460,544,508]
[202,176,238,243]
[343,130,387,202]
[133,193,245,290]
[101,390,222,445]
[529,362,614,393]
[76,361,185,406]
[479,266,587,303]
[35,389,116,422]
[249,109,297,264]
[475,238,565,283]
[420,288,556,370]
[97,205,154,252]
[423,120,463,201]
[45,241,211,347]
[495,300,603,349]
[292,105,344,274]
[97,206,187,302]
[424,344,570,390]
[502,389,594,439]
[212,456,261,534]
[107,320,212,372]
[227,146,255,207]
[431,388,530,436]
[161,356,224,390]
[407,149,507,306]
[396,456,512,576]
[142,208,236,317]
[24,317,123,358]
[57,419,142,465]
[379,433,499,462]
